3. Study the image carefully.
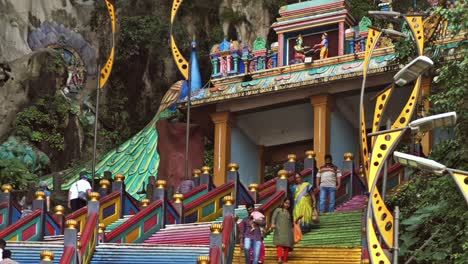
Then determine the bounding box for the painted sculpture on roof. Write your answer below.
[293,34,313,63]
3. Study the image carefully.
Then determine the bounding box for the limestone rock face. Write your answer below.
[220,0,272,47]
[0,0,95,62]
[0,50,66,141]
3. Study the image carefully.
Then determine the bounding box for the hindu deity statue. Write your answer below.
[293,34,312,62]
[313,33,329,59]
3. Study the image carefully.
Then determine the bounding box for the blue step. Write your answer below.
[90,244,210,264]
[6,242,63,264]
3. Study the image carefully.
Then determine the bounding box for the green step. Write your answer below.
[264,211,363,247]
[106,215,132,232]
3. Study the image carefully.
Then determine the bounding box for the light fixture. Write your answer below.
[408,112,457,133]
[393,151,447,175]
[393,56,434,86]
[381,28,407,39]
[368,10,402,21]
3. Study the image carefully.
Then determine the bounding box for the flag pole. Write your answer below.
[91,64,101,190]
[184,53,192,181]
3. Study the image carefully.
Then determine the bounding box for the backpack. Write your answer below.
[76,183,87,201]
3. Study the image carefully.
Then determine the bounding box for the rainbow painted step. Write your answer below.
[144,222,212,245]
[5,242,64,264]
[90,244,209,264]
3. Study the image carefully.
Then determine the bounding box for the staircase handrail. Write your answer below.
[179,184,209,205]
[184,182,235,223]
[166,200,181,224]
[78,211,99,264]
[60,246,77,264]
[105,200,164,243]
[222,214,236,264]
[259,190,286,225]
[237,181,255,206]
[0,209,42,240]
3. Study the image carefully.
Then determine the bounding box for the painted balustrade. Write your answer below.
[209,223,223,264]
[182,184,210,205]
[221,196,236,264]
[184,181,235,223]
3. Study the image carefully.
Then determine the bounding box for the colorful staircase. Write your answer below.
[232,210,363,263]
[335,195,367,212]
[144,222,212,245]
[5,242,63,264]
[90,244,209,264]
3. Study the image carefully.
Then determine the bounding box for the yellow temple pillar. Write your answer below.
[210,111,235,186]
[310,94,334,167]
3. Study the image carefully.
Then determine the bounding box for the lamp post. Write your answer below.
[359,11,430,264]
[393,151,468,204]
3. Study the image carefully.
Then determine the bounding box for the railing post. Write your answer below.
[200,166,213,188]
[40,250,55,264]
[344,153,355,198]
[276,170,289,194]
[227,163,240,207]
[304,150,317,187]
[222,196,235,218]
[64,219,78,263]
[248,184,259,204]
[284,154,296,173]
[209,223,223,261]
[98,223,106,243]
[0,184,13,227]
[393,206,400,264]
[193,169,201,187]
[98,179,111,198]
[197,256,210,264]
[154,180,167,228]
[112,174,125,218]
[33,191,47,240]
[140,199,150,209]
[173,194,185,224]
[52,205,66,234]
[88,192,101,236]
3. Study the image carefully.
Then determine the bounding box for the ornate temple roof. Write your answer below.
[179,48,397,106]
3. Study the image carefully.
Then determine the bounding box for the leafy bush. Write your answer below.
[0,159,38,190]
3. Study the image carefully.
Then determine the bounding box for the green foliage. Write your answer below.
[0,159,38,190]
[262,0,287,15]
[348,0,374,22]
[14,95,73,151]
[387,5,468,263]
[204,139,214,169]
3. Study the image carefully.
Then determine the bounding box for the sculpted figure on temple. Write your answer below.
[293,34,312,62]
[313,33,329,59]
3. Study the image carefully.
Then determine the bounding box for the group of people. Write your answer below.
[241,154,342,264]
[0,239,19,264]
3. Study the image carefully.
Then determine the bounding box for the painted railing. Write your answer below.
[60,246,77,264]
[238,182,255,206]
[209,246,222,264]
[184,182,235,223]
[0,209,42,241]
[182,184,210,205]
[45,212,62,236]
[66,190,139,232]
[222,214,236,264]
[259,190,286,225]
[0,202,8,230]
[166,200,181,225]
[79,212,99,264]
[105,200,164,243]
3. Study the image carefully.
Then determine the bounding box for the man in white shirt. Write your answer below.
[68,173,92,211]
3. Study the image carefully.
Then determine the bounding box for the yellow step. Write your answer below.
[232,246,362,264]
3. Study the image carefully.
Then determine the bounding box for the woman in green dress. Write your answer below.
[270,198,294,264]
[292,173,316,231]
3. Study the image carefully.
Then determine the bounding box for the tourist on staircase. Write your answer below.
[68,172,92,212]
[38,181,51,212]
[291,173,315,231]
[316,154,342,214]
[240,203,264,264]
[270,198,295,264]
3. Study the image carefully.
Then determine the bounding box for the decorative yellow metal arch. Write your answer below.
[99,0,117,89]
[170,0,189,80]
[360,16,425,264]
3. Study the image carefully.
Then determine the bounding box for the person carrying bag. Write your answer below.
[68,173,92,212]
